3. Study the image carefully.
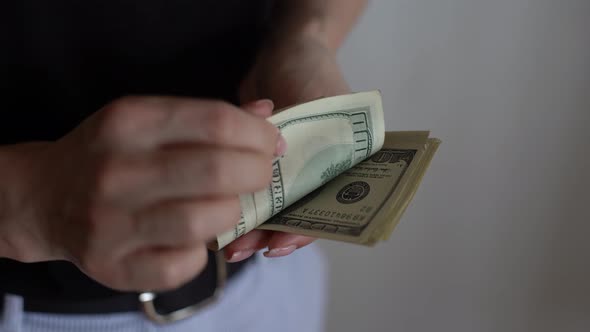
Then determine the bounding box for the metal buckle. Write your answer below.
[138,250,227,324]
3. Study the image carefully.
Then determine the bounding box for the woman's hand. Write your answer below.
[0,96,281,292]
[225,33,351,262]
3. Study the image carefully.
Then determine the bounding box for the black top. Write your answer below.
[0,0,273,299]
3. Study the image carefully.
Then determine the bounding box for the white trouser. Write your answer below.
[0,245,328,332]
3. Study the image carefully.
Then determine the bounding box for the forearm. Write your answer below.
[270,0,368,51]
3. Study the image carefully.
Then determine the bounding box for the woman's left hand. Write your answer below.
[224,34,350,262]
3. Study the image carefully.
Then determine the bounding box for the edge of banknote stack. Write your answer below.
[259,130,440,247]
[363,132,441,246]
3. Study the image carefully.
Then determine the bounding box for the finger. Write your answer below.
[122,246,208,292]
[224,230,272,263]
[241,99,274,118]
[241,99,287,156]
[104,97,279,156]
[263,233,317,258]
[101,147,273,205]
[134,197,241,246]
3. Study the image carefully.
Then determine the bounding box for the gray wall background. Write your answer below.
[320,1,590,331]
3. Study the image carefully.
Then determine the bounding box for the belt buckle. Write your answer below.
[138,250,227,324]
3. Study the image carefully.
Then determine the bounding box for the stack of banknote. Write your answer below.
[214,91,440,249]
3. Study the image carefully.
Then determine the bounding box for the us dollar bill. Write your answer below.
[259,131,440,245]
[214,91,385,249]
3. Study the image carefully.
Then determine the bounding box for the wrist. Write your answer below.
[267,1,367,52]
[283,20,331,49]
[265,7,334,53]
[259,24,336,71]
[0,142,56,262]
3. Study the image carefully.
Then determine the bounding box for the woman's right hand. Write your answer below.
[0,96,282,292]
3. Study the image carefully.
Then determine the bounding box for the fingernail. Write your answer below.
[255,99,274,110]
[275,132,287,157]
[227,249,255,263]
[264,245,297,258]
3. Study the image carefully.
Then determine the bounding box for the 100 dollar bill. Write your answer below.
[214,91,385,249]
[260,131,440,245]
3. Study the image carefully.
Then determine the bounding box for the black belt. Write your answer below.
[1,251,251,323]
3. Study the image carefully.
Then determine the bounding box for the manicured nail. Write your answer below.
[275,132,287,157]
[254,99,274,110]
[264,245,297,258]
[227,249,255,263]
[243,99,273,117]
